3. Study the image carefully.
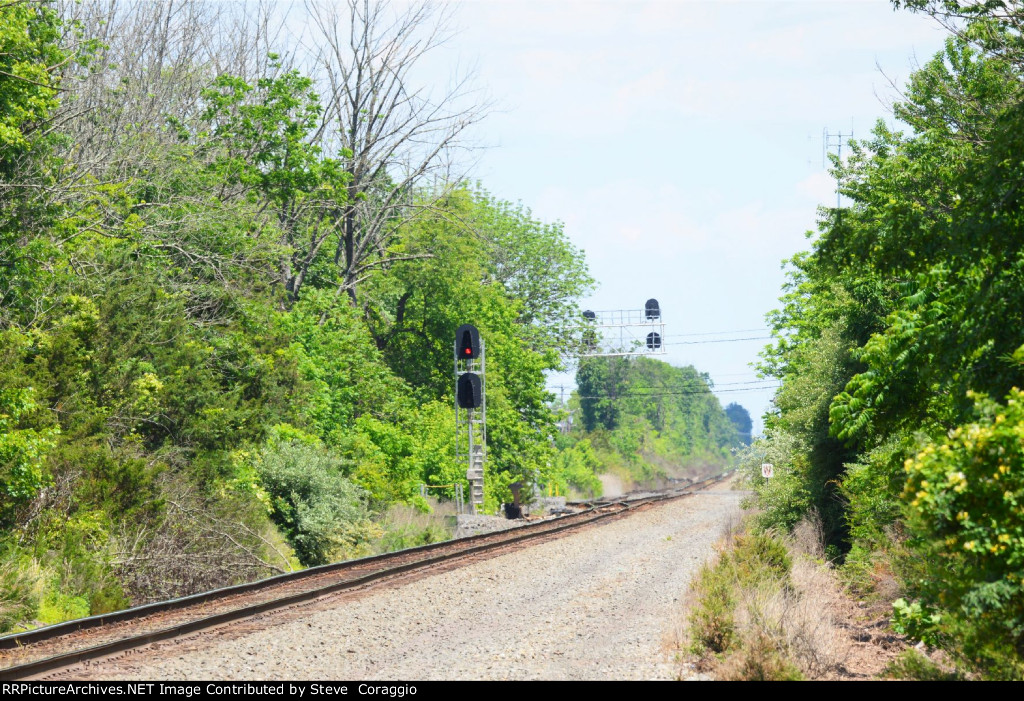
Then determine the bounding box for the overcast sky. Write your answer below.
[412,0,949,434]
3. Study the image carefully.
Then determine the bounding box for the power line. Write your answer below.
[546,378,776,396]
[575,385,780,399]
[662,328,768,338]
[547,378,772,393]
[619,379,777,391]
[664,336,772,346]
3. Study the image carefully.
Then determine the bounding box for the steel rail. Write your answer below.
[0,472,730,680]
[2,494,632,651]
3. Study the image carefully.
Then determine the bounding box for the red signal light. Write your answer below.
[455,324,480,360]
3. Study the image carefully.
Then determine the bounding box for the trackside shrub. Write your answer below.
[883,649,961,681]
[739,433,813,533]
[688,531,792,656]
[0,552,41,632]
[718,632,805,681]
[684,526,851,680]
[254,440,379,566]
[689,559,737,654]
[902,388,1024,679]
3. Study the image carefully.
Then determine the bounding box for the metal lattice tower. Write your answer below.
[455,339,485,513]
[578,304,666,358]
[824,127,853,208]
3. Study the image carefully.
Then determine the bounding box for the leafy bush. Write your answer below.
[0,386,58,527]
[902,388,1024,678]
[378,524,449,553]
[891,597,943,648]
[38,589,90,625]
[255,440,379,566]
[549,437,602,497]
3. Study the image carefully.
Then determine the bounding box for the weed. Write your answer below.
[374,500,454,554]
[0,554,41,633]
[682,517,848,679]
[719,632,805,681]
[884,649,961,681]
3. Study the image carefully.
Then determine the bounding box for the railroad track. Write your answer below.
[0,471,731,680]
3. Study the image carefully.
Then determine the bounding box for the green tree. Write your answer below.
[574,356,741,482]
[0,1,65,162]
[361,187,592,505]
[0,1,67,323]
[199,69,351,304]
[724,403,753,445]
[751,23,1024,676]
[0,1,600,629]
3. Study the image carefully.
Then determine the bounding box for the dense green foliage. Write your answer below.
[725,403,753,445]
[902,388,1024,677]
[572,356,742,484]
[746,2,1024,678]
[250,438,376,566]
[0,1,605,630]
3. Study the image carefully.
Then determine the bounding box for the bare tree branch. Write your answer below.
[304,0,491,304]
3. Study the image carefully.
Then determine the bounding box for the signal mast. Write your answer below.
[454,324,485,513]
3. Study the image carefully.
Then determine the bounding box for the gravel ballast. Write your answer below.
[73,487,743,681]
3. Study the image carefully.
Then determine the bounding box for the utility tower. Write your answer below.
[454,324,485,513]
[823,127,853,208]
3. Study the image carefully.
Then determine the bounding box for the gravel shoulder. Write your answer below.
[71,486,743,681]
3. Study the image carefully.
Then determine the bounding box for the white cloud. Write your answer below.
[614,69,670,109]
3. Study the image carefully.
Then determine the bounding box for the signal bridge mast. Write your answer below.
[580,298,666,357]
[454,324,485,513]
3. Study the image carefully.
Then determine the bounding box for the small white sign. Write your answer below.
[761,463,774,479]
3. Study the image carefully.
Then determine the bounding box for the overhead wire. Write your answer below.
[551,380,781,400]
[574,385,780,399]
[661,328,768,338]
[663,335,772,346]
[547,326,782,399]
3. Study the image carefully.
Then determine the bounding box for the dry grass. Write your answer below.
[372,498,456,554]
[382,499,457,530]
[0,557,43,633]
[673,513,850,680]
[730,556,850,678]
[790,510,827,560]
